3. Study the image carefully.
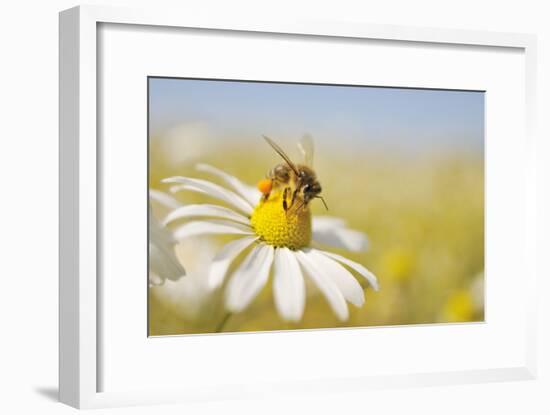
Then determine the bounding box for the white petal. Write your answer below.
[226,244,274,313]
[319,251,379,291]
[149,242,185,283]
[307,249,364,307]
[312,216,369,252]
[162,204,250,227]
[162,177,253,215]
[149,210,186,284]
[295,250,349,321]
[196,163,261,206]
[208,236,257,289]
[273,247,306,322]
[149,189,181,210]
[173,219,254,240]
[312,216,346,228]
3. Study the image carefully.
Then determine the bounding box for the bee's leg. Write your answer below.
[296,201,306,213]
[283,189,299,216]
[290,188,298,209]
[282,187,289,211]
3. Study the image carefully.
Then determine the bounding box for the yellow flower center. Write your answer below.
[250,190,311,250]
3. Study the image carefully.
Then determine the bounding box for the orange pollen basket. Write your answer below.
[257,178,273,194]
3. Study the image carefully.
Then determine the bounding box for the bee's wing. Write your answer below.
[262,135,300,176]
[298,134,315,167]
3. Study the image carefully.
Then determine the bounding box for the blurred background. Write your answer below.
[148,78,485,335]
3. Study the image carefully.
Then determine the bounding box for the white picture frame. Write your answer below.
[59,4,538,409]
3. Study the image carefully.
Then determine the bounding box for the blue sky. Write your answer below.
[149,77,484,153]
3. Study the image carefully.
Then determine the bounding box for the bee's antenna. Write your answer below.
[316,196,329,211]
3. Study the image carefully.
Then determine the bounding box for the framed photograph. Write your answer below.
[59,5,538,409]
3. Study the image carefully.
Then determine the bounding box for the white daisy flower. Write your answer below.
[148,190,186,286]
[162,162,379,322]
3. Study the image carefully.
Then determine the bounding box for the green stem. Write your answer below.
[215,312,232,333]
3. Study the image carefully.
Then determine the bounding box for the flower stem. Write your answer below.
[215,312,232,333]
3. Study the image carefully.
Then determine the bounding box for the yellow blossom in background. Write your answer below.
[442,289,475,322]
[380,248,415,282]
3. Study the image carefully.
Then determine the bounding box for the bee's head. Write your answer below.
[302,181,322,198]
[302,180,327,210]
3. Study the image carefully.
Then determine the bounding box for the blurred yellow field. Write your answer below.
[149,137,483,335]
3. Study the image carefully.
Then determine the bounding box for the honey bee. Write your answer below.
[259,134,328,213]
